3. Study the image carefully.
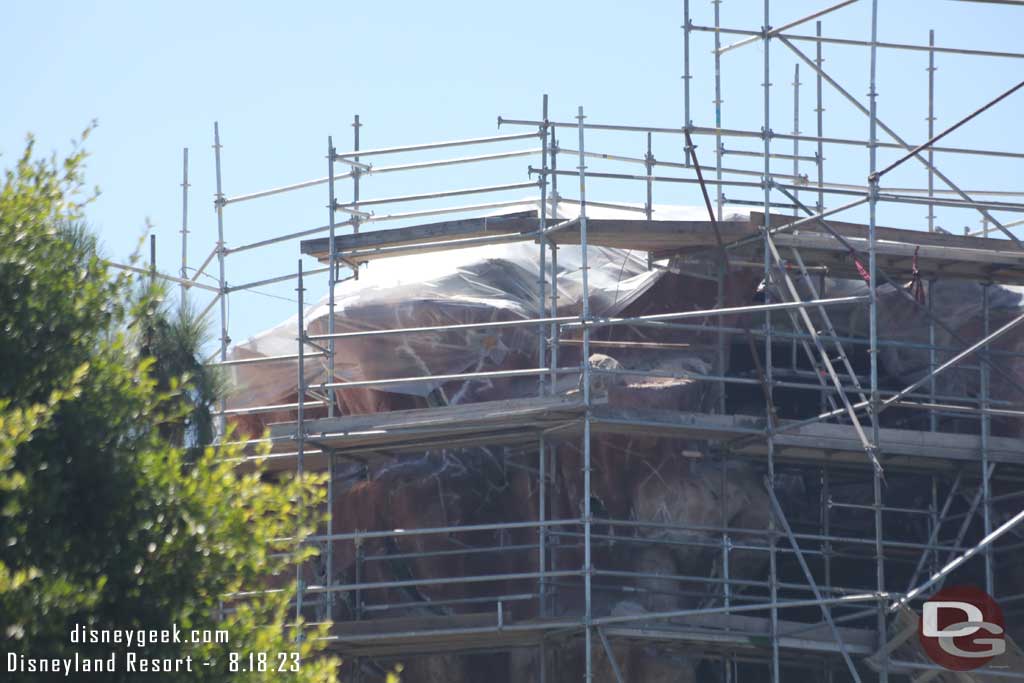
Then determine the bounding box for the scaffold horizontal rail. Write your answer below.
[333,131,541,159]
[689,22,1024,60]
[499,117,1024,161]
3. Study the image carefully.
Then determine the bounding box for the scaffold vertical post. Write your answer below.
[792,63,801,217]
[353,114,362,244]
[930,476,940,576]
[549,124,560,392]
[539,94,550,396]
[684,0,692,145]
[927,29,936,234]
[982,283,994,595]
[538,95,550,626]
[927,29,938,431]
[790,62,802,376]
[180,147,189,302]
[538,429,547,614]
[324,132,337,622]
[213,122,229,436]
[714,0,727,416]
[721,455,731,609]
[815,21,824,215]
[761,1,780,680]
[577,104,594,683]
[327,135,337,419]
[295,259,306,638]
[325,445,334,620]
[546,118,560,632]
[354,534,364,683]
[714,0,724,220]
[354,533,364,623]
[822,464,834,683]
[645,131,654,223]
[723,456,735,683]
[645,131,654,270]
[867,1,888,679]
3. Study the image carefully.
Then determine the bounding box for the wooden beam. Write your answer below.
[302,212,537,260]
[769,232,1024,284]
[300,212,756,263]
[751,211,1018,252]
[301,209,1024,284]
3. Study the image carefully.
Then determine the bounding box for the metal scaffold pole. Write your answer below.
[295,259,306,636]
[982,283,994,595]
[539,94,550,396]
[645,132,654,225]
[867,1,888,680]
[576,104,594,683]
[180,147,189,302]
[761,1,779,680]
[324,133,337,622]
[822,464,834,683]
[815,21,824,215]
[792,63,801,217]
[341,123,362,633]
[714,0,724,220]
[714,0,727,416]
[683,0,692,139]
[927,29,936,234]
[352,115,362,244]
[725,459,738,683]
[213,123,229,436]
[928,27,938,431]
[538,96,550,663]
[327,135,337,418]
[549,123,560,393]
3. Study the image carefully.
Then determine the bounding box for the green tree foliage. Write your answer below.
[0,133,338,681]
[140,293,226,458]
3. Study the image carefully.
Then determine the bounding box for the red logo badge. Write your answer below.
[918,585,1005,671]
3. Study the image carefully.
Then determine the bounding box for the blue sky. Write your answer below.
[3,1,1022,346]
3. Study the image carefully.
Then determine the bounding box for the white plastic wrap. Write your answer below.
[225,201,749,415]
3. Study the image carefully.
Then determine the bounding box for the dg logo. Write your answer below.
[919,585,1006,671]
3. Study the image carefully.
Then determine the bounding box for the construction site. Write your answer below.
[152,1,1024,681]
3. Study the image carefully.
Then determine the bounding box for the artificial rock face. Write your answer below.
[228,244,842,681]
[229,244,776,680]
[770,275,1024,436]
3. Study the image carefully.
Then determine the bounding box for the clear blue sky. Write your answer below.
[3,1,1022,347]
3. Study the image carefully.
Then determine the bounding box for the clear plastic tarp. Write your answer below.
[224,202,749,415]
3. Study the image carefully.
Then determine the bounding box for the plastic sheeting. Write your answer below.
[225,201,750,414]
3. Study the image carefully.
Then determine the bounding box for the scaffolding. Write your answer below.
[151,1,1024,680]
